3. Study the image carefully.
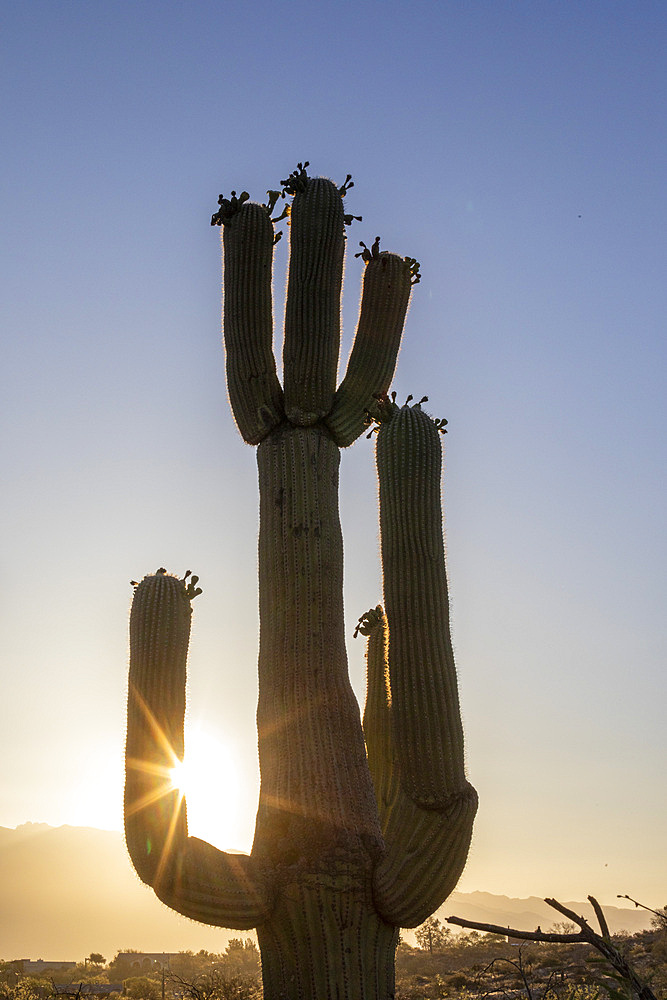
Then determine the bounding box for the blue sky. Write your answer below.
[1,0,665,910]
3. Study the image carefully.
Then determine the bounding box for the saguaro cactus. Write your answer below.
[124,164,477,1000]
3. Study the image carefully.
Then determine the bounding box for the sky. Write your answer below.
[1,0,666,914]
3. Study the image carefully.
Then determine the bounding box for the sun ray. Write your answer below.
[152,788,188,892]
[128,681,185,764]
[128,682,249,850]
[125,682,187,818]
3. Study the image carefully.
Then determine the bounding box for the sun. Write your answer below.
[167,724,247,852]
[168,757,192,796]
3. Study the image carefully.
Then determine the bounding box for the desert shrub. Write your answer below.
[123,976,161,1000]
[447,972,468,989]
[0,980,51,1000]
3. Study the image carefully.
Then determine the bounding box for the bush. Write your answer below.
[447,973,468,989]
[123,976,161,1000]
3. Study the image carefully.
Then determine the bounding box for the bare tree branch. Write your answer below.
[588,895,611,939]
[445,915,584,944]
[618,895,667,927]
[447,895,659,1000]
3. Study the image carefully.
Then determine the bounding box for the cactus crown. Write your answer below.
[363,392,448,439]
[353,605,384,639]
[355,238,421,284]
[210,190,250,227]
[211,161,423,445]
[130,568,202,601]
[212,162,363,242]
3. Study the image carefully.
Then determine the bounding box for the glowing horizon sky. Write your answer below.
[1,1,665,909]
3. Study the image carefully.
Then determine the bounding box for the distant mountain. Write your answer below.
[0,823,238,960]
[433,890,652,941]
[0,823,652,961]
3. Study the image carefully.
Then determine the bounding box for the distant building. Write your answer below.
[113,953,177,973]
[9,961,78,975]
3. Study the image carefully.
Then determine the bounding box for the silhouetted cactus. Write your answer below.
[125,165,477,999]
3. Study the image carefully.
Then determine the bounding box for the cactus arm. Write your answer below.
[124,571,273,928]
[281,170,345,426]
[362,623,476,930]
[359,606,393,805]
[326,249,413,447]
[366,404,477,927]
[372,787,477,928]
[378,404,467,803]
[361,607,475,927]
[221,201,284,444]
[150,836,272,930]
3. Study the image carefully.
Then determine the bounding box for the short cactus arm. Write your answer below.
[282,170,345,426]
[327,248,414,447]
[124,571,273,929]
[359,606,392,804]
[220,201,284,444]
[366,404,477,927]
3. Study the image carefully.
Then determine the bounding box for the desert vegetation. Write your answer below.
[396,906,667,1000]
[1,907,664,1000]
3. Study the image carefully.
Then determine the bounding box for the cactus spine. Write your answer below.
[125,165,477,1000]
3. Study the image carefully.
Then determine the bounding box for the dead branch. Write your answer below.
[446,895,658,1000]
[618,895,667,928]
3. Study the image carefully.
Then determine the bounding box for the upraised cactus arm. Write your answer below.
[125,570,272,928]
[221,200,283,444]
[326,239,413,447]
[281,166,345,426]
[360,402,478,926]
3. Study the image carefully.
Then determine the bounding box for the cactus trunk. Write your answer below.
[253,426,382,865]
[257,883,398,1000]
[251,425,397,997]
